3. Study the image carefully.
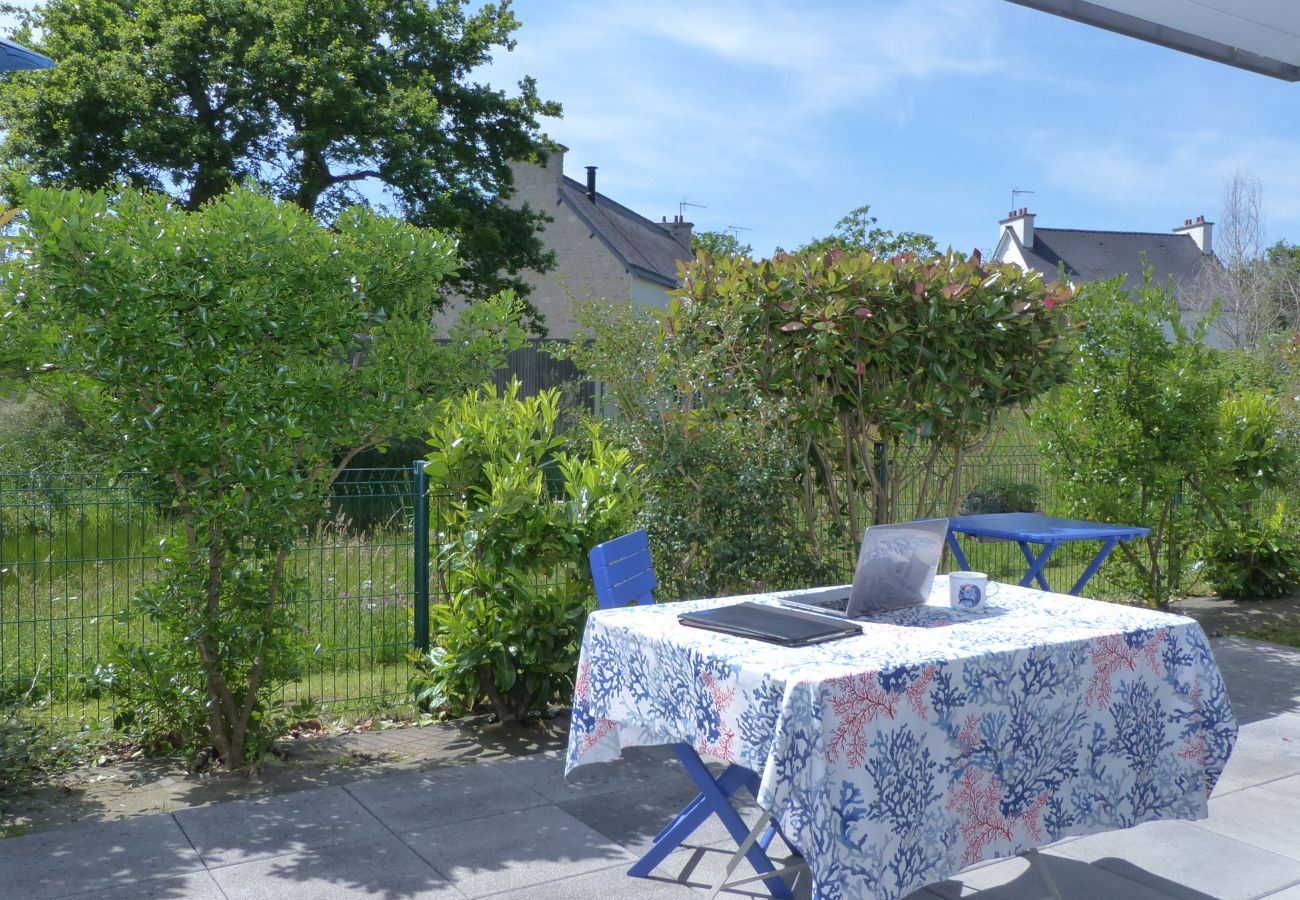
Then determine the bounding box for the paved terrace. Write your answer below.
[2,631,1299,899]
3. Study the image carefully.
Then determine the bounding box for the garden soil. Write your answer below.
[1,712,568,837]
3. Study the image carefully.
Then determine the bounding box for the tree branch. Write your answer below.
[327,169,383,187]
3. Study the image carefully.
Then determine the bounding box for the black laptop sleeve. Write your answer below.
[678,602,862,646]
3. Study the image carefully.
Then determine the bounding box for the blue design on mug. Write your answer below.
[957,583,982,609]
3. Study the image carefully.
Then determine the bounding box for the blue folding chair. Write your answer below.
[588,530,795,899]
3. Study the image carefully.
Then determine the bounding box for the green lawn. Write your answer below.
[2,516,421,723]
[1237,615,1300,649]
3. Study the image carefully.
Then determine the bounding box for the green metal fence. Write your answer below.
[0,467,446,726]
[0,472,165,719]
[0,446,1133,733]
[799,443,1116,599]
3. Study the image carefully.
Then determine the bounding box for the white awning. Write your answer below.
[1006,1,1300,81]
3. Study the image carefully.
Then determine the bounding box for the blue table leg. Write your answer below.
[630,746,793,899]
[1069,536,1122,595]
[946,531,972,571]
[1017,540,1058,592]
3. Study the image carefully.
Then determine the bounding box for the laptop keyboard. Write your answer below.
[818,596,851,612]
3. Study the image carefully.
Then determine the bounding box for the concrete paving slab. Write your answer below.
[1051,816,1300,899]
[1237,710,1300,744]
[344,760,549,833]
[926,851,1207,900]
[495,747,686,803]
[477,865,703,899]
[1262,883,1300,899]
[399,803,633,898]
[624,840,805,899]
[1211,731,1300,795]
[210,833,460,899]
[173,784,388,868]
[1195,785,1300,862]
[1224,680,1300,724]
[557,775,755,856]
[1259,771,1300,800]
[632,842,946,899]
[0,814,202,900]
[48,871,227,900]
[1209,640,1300,721]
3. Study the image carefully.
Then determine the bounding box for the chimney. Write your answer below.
[999,207,1035,249]
[506,141,566,204]
[1173,214,1213,254]
[585,166,597,203]
[661,213,693,253]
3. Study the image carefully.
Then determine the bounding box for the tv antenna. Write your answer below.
[679,198,706,218]
[1011,188,1035,209]
[725,224,753,236]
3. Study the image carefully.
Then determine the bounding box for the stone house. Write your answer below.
[503,144,694,338]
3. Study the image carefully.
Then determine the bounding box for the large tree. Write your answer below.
[0,0,560,323]
[1263,239,1300,329]
[691,229,752,259]
[794,204,939,258]
[1185,170,1294,348]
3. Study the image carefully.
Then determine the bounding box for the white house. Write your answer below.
[993,208,1234,347]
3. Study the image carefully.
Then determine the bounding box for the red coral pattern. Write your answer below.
[828,671,901,766]
[697,729,737,763]
[905,666,937,720]
[701,670,736,712]
[947,768,1051,866]
[1087,629,1166,708]
[578,718,616,757]
[575,658,591,701]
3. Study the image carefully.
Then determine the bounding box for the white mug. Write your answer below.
[949,571,998,611]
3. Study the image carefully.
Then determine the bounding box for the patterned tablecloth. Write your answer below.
[566,578,1238,900]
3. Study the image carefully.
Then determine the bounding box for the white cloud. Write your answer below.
[1017,126,1300,243]
[486,0,1300,253]
[529,0,1004,117]
[487,0,1010,242]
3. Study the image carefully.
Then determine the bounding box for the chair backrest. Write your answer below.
[589,529,658,609]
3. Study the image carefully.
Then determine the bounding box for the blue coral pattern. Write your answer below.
[566,580,1237,900]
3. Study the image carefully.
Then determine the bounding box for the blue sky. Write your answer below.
[4,0,1298,258]
[484,0,1300,257]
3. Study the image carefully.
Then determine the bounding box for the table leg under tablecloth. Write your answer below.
[706,811,809,900]
[703,822,1069,900]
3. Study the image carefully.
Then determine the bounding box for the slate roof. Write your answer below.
[557,176,692,287]
[1007,227,1225,306]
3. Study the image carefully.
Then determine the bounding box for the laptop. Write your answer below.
[777,518,949,618]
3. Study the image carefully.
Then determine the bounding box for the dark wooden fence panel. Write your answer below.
[490,339,601,414]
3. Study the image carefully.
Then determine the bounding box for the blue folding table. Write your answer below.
[944,512,1149,596]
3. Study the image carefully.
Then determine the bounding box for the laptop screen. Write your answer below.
[776,519,949,619]
[848,518,949,616]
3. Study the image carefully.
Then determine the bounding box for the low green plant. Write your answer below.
[0,669,78,791]
[1202,502,1300,600]
[566,302,835,600]
[91,550,315,765]
[414,381,639,722]
[959,477,1040,515]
